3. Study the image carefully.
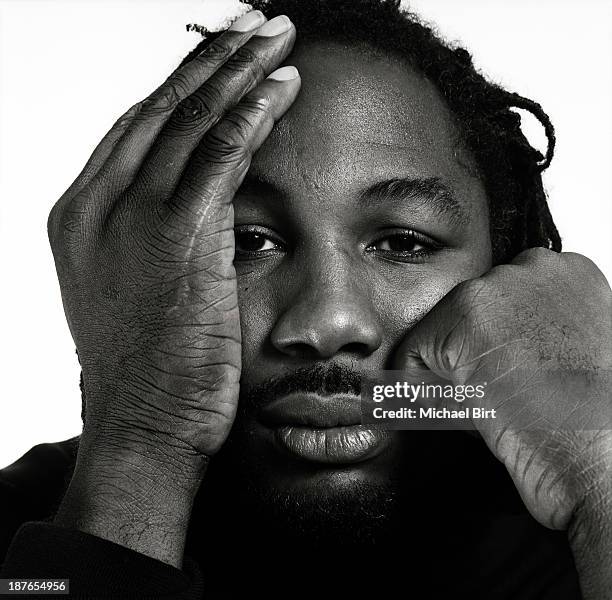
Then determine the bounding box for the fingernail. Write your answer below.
[267,66,300,81]
[229,10,265,32]
[256,15,292,37]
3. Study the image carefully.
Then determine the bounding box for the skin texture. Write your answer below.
[52,12,301,567]
[46,15,612,598]
[228,41,492,499]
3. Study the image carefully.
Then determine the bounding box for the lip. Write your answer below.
[259,393,363,428]
[274,425,389,464]
[259,393,389,464]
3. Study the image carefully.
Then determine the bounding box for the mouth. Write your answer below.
[259,393,390,465]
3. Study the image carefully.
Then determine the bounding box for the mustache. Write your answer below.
[240,363,364,410]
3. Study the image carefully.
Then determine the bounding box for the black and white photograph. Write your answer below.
[0,0,611,598]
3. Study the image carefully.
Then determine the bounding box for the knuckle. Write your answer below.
[60,193,90,237]
[141,81,182,117]
[47,202,62,243]
[562,251,592,268]
[195,38,235,66]
[204,119,251,159]
[230,45,266,81]
[207,96,270,148]
[198,139,248,173]
[241,92,272,116]
[170,71,194,97]
[220,121,249,149]
[112,102,141,131]
[169,86,221,134]
[563,253,611,292]
[232,44,259,68]
[47,198,83,244]
[197,84,224,114]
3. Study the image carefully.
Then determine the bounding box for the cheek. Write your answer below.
[236,278,279,366]
[370,248,492,350]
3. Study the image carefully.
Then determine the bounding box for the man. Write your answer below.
[1,0,611,598]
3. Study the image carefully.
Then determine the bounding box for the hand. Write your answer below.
[394,248,612,598]
[49,12,300,567]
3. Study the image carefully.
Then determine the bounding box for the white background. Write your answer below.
[1,0,611,467]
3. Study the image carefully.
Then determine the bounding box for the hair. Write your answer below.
[183,0,561,264]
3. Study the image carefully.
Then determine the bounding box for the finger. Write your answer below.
[96,12,270,193]
[161,66,301,232]
[142,10,268,116]
[69,11,269,227]
[135,16,296,200]
[95,13,267,181]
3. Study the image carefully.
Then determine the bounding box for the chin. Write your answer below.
[192,430,407,545]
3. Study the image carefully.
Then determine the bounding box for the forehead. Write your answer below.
[250,40,483,207]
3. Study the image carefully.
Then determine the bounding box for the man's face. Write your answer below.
[209,41,492,527]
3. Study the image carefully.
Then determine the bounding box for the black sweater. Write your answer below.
[0,439,583,599]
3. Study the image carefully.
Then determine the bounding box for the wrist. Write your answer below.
[55,433,206,569]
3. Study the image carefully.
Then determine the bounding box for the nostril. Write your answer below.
[280,340,376,360]
[340,342,374,356]
[283,342,323,359]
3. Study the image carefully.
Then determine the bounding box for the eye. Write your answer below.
[234,227,283,259]
[236,232,276,253]
[375,234,425,253]
[368,230,439,262]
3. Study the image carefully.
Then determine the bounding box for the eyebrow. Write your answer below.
[359,177,466,225]
[238,174,467,225]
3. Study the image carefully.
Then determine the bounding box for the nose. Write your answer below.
[270,257,383,359]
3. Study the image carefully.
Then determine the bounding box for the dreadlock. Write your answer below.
[183,0,561,264]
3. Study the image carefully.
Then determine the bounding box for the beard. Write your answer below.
[203,441,403,545]
[189,363,408,548]
[185,363,521,584]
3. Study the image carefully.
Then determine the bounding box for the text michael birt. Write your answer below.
[372,407,497,420]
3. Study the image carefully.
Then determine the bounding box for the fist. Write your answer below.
[395,248,612,531]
